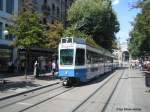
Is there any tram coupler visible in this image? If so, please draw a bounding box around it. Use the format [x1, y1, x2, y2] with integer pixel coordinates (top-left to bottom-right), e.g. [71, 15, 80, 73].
[61, 77, 72, 86]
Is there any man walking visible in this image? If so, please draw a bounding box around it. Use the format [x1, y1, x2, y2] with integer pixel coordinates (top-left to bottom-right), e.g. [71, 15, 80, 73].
[33, 60, 39, 78]
[52, 61, 56, 76]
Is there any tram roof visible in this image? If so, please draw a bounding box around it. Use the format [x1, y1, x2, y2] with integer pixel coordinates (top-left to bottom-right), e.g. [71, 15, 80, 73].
[60, 37, 114, 58]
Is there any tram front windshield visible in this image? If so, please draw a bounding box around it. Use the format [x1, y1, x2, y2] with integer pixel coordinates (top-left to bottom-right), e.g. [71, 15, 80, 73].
[60, 49, 74, 65]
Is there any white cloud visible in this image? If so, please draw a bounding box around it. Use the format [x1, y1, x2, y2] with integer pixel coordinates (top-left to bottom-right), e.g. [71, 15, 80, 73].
[112, 0, 120, 5]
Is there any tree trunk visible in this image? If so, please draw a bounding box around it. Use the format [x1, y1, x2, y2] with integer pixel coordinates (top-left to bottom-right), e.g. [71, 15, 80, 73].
[25, 47, 29, 79]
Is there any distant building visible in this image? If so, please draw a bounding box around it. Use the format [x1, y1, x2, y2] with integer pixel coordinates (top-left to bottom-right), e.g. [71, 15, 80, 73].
[113, 41, 129, 65]
[0, 0, 74, 72]
[120, 42, 129, 62]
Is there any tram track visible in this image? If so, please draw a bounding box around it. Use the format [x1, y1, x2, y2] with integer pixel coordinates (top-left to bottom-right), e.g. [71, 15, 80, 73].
[0, 83, 75, 112]
[0, 83, 62, 109]
[0, 69, 126, 112]
[18, 87, 75, 112]
[17, 71, 120, 112]
[71, 69, 125, 112]
[101, 69, 125, 112]
[0, 82, 60, 101]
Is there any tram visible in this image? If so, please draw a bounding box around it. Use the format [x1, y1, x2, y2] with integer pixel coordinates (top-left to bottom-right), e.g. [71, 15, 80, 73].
[58, 37, 115, 86]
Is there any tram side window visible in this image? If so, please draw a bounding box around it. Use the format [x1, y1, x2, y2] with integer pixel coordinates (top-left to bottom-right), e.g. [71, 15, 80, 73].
[87, 50, 91, 64]
[105, 56, 108, 63]
[99, 55, 104, 63]
[87, 50, 102, 64]
[75, 49, 85, 66]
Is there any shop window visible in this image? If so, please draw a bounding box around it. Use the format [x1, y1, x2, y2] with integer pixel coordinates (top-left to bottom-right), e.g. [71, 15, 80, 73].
[65, 0, 68, 8]
[0, 47, 13, 72]
[42, 0, 50, 16]
[57, 7, 60, 17]
[52, 4, 55, 15]
[0, 0, 3, 11]
[0, 22, 2, 39]
[6, 0, 14, 14]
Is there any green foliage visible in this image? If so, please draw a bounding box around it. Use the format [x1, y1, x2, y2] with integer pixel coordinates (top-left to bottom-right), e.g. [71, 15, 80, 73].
[128, 31, 141, 57]
[63, 26, 99, 47]
[129, 0, 150, 57]
[67, 0, 120, 50]
[8, 11, 46, 48]
[45, 21, 64, 49]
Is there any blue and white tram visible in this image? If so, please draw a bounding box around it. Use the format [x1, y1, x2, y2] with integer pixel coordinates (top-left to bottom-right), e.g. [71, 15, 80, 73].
[58, 37, 114, 86]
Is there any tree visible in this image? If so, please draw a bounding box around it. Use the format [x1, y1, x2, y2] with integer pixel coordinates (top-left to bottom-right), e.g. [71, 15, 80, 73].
[45, 21, 64, 49]
[44, 20, 98, 49]
[8, 9, 46, 78]
[9, 11, 46, 48]
[67, 0, 120, 50]
[129, 0, 150, 58]
[63, 26, 99, 48]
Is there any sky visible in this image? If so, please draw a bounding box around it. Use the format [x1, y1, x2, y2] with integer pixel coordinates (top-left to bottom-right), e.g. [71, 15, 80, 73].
[112, 0, 140, 43]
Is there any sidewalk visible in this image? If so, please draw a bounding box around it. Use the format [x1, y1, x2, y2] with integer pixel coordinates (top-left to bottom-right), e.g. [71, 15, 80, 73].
[0, 73, 60, 100]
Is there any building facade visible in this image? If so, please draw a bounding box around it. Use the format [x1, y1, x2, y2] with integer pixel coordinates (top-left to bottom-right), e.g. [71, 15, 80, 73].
[36, 0, 74, 26]
[0, 0, 19, 72]
[113, 41, 129, 66]
[120, 42, 129, 62]
[0, 0, 74, 72]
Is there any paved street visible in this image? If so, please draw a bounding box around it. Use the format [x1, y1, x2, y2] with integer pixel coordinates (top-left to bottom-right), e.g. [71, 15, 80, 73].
[0, 68, 150, 112]
[0, 70, 121, 112]
[0, 75, 60, 99]
[104, 68, 150, 112]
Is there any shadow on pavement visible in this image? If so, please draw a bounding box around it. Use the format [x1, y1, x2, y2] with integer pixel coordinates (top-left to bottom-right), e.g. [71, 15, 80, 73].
[76, 71, 115, 87]
[118, 67, 129, 70]
[74, 67, 128, 87]
[36, 75, 59, 81]
[0, 80, 41, 92]
[0, 72, 30, 78]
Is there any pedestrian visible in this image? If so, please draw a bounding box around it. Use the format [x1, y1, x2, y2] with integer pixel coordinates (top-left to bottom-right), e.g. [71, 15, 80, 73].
[139, 59, 144, 71]
[8, 61, 12, 73]
[33, 60, 38, 78]
[52, 61, 56, 76]
[47, 61, 52, 72]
